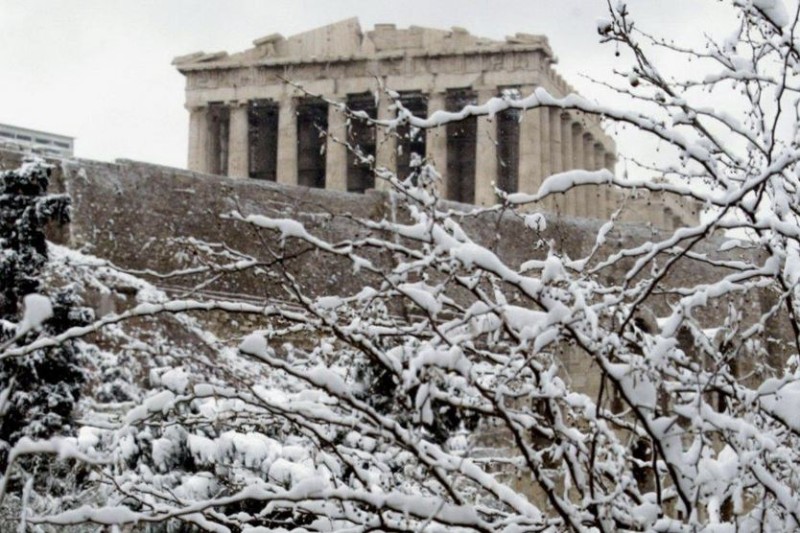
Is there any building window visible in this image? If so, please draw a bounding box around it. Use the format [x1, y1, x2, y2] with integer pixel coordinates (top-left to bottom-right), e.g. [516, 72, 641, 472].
[396, 92, 428, 182]
[496, 88, 521, 194]
[445, 89, 477, 203]
[346, 93, 377, 193]
[248, 99, 279, 181]
[296, 98, 328, 189]
[207, 103, 230, 175]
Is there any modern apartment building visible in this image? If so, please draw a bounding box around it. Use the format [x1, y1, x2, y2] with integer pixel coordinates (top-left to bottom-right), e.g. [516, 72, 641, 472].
[0, 123, 74, 158]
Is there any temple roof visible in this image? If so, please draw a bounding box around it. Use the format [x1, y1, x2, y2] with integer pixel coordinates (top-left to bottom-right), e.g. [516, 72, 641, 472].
[173, 17, 554, 71]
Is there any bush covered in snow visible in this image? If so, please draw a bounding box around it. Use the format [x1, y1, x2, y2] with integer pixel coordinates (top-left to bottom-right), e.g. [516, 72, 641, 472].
[0, 159, 85, 449]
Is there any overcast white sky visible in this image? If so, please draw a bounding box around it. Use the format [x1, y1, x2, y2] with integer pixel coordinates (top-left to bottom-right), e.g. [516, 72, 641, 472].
[0, 1, 740, 168]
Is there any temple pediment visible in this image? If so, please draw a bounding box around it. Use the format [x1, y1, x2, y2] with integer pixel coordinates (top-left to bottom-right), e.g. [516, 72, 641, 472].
[173, 18, 554, 71]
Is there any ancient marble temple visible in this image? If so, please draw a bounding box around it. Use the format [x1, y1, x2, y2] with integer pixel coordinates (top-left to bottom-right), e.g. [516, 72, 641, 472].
[174, 18, 696, 227]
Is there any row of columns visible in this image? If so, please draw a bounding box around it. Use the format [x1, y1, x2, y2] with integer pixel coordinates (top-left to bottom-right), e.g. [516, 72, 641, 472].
[516, 106, 618, 219]
[187, 94, 617, 219]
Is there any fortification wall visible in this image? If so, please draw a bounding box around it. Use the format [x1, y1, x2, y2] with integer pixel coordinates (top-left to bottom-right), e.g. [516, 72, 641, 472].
[0, 148, 786, 382]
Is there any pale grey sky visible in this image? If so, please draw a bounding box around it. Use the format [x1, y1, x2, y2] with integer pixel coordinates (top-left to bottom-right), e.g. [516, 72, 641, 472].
[0, 1, 736, 168]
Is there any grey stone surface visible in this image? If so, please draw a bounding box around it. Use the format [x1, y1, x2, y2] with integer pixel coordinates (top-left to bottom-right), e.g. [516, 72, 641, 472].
[0, 148, 751, 309]
[1, 145, 790, 424]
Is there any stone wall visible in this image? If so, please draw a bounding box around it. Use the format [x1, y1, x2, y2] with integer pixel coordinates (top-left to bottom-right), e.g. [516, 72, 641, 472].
[0, 147, 787, 395]
[0, 147, 752, 304]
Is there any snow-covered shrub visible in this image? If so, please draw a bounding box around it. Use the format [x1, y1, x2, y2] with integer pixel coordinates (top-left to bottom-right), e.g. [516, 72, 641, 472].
[0, 159, 85, 449]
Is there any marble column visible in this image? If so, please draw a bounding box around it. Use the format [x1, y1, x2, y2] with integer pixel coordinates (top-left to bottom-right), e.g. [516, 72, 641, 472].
[571, 124, 584, 170]
[583, 134, 596, 170]
[375, 95, 397, 191]
[549, 109, 563, 176]
[572, 124, 585, 217]
[518, 97, 543, 199]
[227, 102, 249, 178]
[474, 88, 498, 206]
[548, 107, 563, 213]
[540, 107, 552, 183]
[325, 101, 348, 191]
[203, 108, 218, 176]
[594, 143, 607, 218]
[594, 144, 605, 171]
[604, 151, 616, 172]
[603, 149, 622, 218]
[187, 105, 209, 173]
[583, 134, 597, 218]
[276, 98, 298, 186]
[560, 113, 576, 216]
[425, 91, 448, 199]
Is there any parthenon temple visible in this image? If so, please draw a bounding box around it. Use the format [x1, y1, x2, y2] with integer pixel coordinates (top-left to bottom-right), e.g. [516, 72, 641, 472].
[174, 18, 697, 228]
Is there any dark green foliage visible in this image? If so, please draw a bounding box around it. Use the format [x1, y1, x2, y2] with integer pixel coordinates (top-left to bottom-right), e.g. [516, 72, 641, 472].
[353, 355, 479, 445]
[0, 159, 85, 449]
[0, 160, 69, 319]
